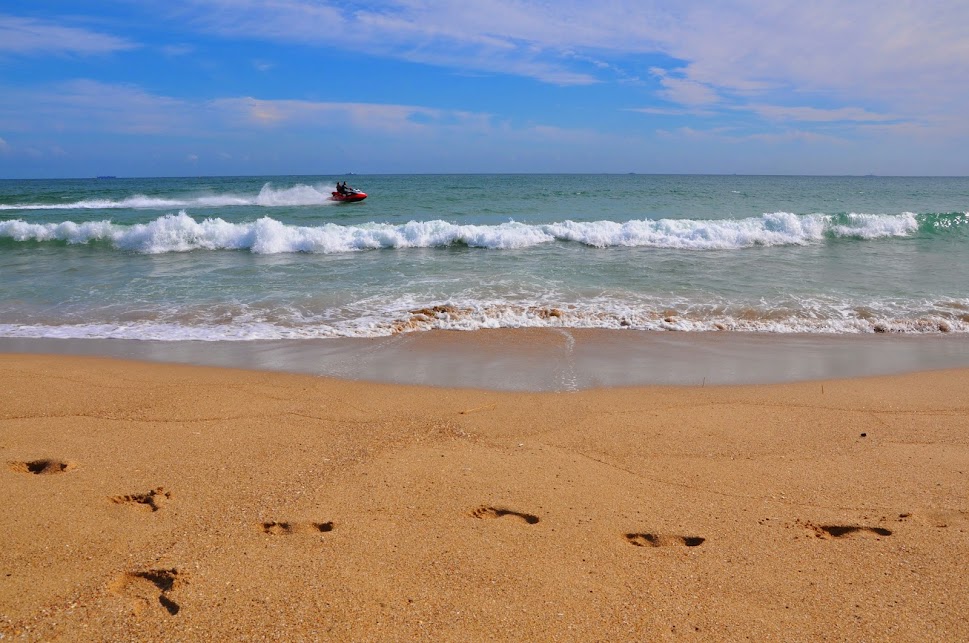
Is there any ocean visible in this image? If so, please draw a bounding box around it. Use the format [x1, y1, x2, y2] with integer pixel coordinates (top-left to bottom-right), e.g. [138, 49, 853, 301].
[2, 174, 967, 342]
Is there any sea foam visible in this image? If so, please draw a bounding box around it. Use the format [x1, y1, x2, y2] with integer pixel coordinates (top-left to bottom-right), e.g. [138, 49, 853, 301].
[0, 183, 334, 211]
[1, 296, 965, 341]
[0, 211, 928, 254]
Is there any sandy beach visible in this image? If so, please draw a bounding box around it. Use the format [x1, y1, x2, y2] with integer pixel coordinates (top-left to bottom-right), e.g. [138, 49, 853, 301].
[2, 350, 968, 640]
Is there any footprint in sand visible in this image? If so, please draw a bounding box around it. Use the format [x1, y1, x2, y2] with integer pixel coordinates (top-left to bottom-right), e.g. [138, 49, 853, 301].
[625, 533, 705, 548]
[110, 487, 172, 512]
[8, 459, 76, 475]
[805, 523, 893, 539]
[110, 568, 182, 616]
[259, 521, 334, 535]
[470, 506, 540, 525]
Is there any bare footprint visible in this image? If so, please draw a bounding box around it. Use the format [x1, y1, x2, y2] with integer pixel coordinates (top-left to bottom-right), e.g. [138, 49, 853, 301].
[110, 569, 182, 616]
[625, 533, 705, 548]
[803, 522, 892, 539]
[8, 459, 76, 475]
[110, 487, 172, 512]
[259, 521, 334, 535]
[470, 506, 540, 525]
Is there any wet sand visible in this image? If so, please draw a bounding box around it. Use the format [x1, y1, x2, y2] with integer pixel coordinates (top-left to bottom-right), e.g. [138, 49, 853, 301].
[1, 349, 967, 640]
[3, 329, 969, 390]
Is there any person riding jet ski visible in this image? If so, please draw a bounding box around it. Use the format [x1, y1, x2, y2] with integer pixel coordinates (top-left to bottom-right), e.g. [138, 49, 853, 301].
[331, 181, 367, 201]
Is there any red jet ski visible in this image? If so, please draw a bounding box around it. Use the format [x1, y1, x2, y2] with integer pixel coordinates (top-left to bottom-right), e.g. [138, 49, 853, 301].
[331, 185, 367, 202]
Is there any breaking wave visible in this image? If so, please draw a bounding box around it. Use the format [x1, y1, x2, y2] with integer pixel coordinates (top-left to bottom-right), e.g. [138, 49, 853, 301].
[1, 210, 959, 254]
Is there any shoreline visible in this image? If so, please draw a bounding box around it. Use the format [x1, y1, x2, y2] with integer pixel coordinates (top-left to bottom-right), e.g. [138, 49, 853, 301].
[3, 329, 969, 390]
[1, 353, 966, 639]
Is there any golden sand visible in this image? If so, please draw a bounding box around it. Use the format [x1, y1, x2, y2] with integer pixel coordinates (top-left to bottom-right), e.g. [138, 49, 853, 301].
[1, 353, 967, 640]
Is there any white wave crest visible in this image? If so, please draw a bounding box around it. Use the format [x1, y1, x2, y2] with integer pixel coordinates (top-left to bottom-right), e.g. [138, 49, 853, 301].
[0, 211, 921, 254]
[0, 183, 335, 210]
[828, 212, 920, 238]
[545, 211, 831, 249]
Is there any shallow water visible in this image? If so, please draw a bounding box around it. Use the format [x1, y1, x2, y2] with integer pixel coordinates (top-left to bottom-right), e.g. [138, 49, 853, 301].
[2, 174, 968, 340]
[5, 331, 969, 391]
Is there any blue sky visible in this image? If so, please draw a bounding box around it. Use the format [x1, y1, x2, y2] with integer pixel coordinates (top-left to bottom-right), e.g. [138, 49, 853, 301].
[1, 1, 968, 178]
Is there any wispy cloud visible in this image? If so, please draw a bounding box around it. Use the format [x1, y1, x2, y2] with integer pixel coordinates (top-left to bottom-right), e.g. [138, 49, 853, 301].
[749, 105, 899, 123]
[210, 97, 493, 133]
[627, 106, 715, 117]
[658, 1, 969, 123]
[158, 1, 969, 120]
[3, 2, 967, 174]
[657, 126, 733, 141]
[0, 81, 496, 138]
[745, 130, 844, 145]
[650, 68, 719, 106]
[157, 0, 618, 84]
[0, 14, 136, 56]
[0, 80, 191, 135]
[657, 125, 843, 146]
[856, 119, 964, 140]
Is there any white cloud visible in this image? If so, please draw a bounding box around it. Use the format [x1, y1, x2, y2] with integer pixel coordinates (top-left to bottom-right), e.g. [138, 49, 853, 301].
[0, 81, 498, 138]
[657, 1, 969, 124]
[59, 80, 188, 134]
[650, 68, 719, 106]
[856, 119, 967, 141]
[744, 130, 844, 145]
[0, 80, 192, 135]
[160, 1, 969, 120]
[160, 0, 618, 84]
[656, 125, 843, 146]
[657, 126, 732, 140]
[4, 2, 967, 170]
[668, 2, 969, 94]
[0, 14, 136, 56]
[0, 136, 10, 154]
[627, 106, 714, 117]
[748, 105, 898, 123]
[210, 96, 494, 134]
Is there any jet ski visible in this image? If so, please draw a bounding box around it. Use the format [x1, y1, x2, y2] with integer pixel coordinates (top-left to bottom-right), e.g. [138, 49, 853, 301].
[331, 185, 367, 202]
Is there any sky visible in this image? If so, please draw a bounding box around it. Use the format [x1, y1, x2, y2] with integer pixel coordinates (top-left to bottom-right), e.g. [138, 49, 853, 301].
[1, 1, 968, 178]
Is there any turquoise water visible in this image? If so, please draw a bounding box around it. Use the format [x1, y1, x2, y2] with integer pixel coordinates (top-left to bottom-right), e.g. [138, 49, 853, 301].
[1, 174, 968, 340]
